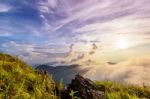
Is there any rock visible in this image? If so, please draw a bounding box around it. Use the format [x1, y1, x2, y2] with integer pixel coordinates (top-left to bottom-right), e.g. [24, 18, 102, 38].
[66, 74, 104, 99]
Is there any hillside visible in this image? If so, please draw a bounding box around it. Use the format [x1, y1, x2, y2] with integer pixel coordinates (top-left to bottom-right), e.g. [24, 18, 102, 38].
[0, 53, 58, 99]
[0, 53, 150, 99]
[95, 81, 150, 99]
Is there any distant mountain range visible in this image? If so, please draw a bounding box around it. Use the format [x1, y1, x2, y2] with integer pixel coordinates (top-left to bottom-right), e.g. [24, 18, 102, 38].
[36, 64, 91, 84]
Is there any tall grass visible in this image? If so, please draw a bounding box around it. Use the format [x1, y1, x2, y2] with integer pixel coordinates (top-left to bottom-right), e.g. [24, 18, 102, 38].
[95, 81, 150, 99]
[0, 53, 60, 99]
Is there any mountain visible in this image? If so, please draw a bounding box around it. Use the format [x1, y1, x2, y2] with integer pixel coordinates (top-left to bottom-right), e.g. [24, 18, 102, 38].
[36, 64, 91, 84]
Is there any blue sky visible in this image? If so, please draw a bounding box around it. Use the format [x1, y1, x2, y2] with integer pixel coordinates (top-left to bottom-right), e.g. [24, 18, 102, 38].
[0, 0, 150, 64]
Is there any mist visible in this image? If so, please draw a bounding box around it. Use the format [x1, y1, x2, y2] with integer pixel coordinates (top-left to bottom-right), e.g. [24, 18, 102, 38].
[82, 55, 150, 86]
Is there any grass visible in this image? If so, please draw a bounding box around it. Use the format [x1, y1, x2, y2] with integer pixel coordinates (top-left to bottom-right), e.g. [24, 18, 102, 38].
[95, 81, 150, 99]
[0, 52, 150, 99]
[0, 53, 59, 99]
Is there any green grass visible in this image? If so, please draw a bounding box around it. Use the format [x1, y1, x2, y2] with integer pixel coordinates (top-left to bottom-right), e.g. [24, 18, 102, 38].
[95, 81, 150, 99]
[0, 52, 150, 99]
[0, 53, 59, 99]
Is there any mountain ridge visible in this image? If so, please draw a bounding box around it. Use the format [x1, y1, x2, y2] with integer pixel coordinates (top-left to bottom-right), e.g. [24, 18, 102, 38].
[36, 64, 91, 84]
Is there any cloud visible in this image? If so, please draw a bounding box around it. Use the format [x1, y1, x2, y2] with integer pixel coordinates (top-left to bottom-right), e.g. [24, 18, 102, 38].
[0, 0, 149, 85]
[83, 55, 150, 86]
[0, 0, 150, 64]
[92, 43, 98, 50]
[35, 0, 150, 48]
[69, 44, 74, 53]
[0, 3, 12, 12]
[0, 33, 11, 37]
[89, 43, 98, 55]
[70, 53, 85, 63]
[0, 41, 69, 64]
[62, 43, 101, 65]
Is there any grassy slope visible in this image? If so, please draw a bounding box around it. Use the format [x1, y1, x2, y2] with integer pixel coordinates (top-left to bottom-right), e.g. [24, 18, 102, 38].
[95, 81, 150, 99]
[0, 53, 58, 99]
[0, 53, 150, 99]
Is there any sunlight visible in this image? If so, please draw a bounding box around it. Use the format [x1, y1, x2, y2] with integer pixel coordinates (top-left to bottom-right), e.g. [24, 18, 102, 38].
[116, 37, 129, 49]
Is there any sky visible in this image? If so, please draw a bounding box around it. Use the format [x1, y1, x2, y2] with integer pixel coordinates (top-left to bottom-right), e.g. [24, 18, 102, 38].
[0, 0, 150, 65]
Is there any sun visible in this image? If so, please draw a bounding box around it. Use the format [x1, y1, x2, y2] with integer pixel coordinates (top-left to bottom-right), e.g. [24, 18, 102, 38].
[115, 37, 129, 49]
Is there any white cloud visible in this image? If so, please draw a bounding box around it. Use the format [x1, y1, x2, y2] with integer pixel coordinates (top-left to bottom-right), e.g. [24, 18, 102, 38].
[0, 3, 12, 12]
[0, 33, 11, 37]
[1, 41, 69, 64]
[83, 55, 150, 86]
[39, 6, 49, 13]
[36, 0, 150, 48]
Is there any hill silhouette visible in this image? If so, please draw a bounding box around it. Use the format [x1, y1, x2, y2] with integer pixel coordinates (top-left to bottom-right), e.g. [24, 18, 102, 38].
[36, 64, 90, 84]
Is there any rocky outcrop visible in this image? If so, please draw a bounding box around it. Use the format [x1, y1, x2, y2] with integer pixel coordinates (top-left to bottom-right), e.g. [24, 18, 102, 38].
[61, 74, 104, 99]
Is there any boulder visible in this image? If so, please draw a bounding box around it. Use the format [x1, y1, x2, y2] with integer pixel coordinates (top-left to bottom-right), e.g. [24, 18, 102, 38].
[65, 74, 104, 99]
